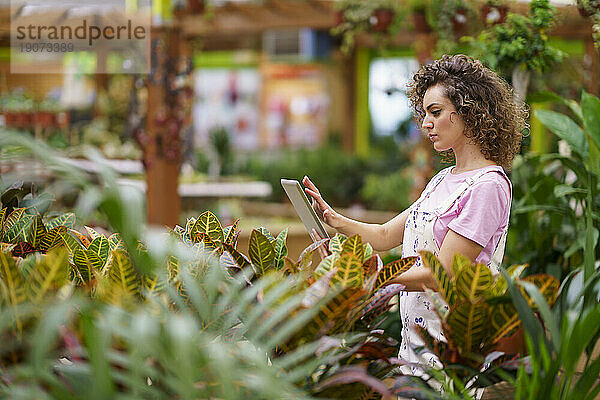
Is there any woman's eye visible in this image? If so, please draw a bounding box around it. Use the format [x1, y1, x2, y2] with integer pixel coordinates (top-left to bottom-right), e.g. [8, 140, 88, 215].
[431, 110, 441, 116]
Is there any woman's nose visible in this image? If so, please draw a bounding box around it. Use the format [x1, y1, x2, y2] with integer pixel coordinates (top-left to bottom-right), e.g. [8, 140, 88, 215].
[422, 118, 432, 130]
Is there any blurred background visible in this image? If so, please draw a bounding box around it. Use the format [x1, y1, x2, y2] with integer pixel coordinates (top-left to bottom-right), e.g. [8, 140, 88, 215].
[1, 0, 598, 267]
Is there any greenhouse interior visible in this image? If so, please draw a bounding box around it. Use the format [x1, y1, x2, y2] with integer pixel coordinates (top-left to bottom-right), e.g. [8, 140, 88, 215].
[0, 0, 599, 398]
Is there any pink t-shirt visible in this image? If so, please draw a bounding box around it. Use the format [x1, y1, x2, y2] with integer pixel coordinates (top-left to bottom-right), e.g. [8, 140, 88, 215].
[419, 165, 511, 264]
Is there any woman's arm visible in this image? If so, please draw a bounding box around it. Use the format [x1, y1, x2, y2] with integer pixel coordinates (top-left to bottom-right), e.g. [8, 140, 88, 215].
[391, 229, 484, 291]
[302, 176, 408, 252]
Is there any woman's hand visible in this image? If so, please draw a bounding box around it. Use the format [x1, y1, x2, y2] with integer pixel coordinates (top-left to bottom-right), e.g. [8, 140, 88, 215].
[302, 176, 344, 230]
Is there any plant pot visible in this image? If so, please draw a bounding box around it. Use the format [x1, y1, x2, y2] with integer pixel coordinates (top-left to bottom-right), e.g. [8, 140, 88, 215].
[15, 112, 32, 128]
[412, 10, 432, 33]
[334, 10, 345, 26]
[578, 2, 600, 17]
[34, 111, 55, 128]
[187, 0, 204, 14]
[494, 326, 526, 356]
[481, 4, 508, 25]
[370, 8, 395, 32]
[4, 112, 19, 127]
[452, 8, 469, 36]
[55, 111, 69, 127]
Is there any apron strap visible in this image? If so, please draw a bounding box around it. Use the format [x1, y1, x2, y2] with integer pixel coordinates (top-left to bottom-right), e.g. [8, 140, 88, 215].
[411, 167, 453, 210]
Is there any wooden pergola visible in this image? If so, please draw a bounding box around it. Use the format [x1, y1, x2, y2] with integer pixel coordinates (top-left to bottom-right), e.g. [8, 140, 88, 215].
[1, 1, 598, 227]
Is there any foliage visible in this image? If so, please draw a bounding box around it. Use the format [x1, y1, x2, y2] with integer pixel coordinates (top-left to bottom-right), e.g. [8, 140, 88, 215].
[464, 0, 563, 76]
[242, 143, 412, 210]
[331, 0, 407, 54]
[577, 0, 600, 48]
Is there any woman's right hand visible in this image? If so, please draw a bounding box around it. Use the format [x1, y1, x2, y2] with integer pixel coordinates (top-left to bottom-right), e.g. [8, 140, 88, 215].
[302, 176, 344, 230]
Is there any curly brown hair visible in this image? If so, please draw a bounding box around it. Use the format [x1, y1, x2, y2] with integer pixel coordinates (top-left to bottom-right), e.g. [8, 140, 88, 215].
[407, 54, 529, 171]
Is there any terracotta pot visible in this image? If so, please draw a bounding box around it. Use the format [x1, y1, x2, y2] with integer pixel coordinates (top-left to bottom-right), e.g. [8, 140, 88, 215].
[4, 112, 19, 127]
[371, 8, 395, 32]
[452, 8, 469, 36]
[187, 0, 204, 14]
[55, 111, 69, 127]
[413, 10, 432, 33]
[481, 4, 508, 25]
[334, 10, 345, 26]
[34, 111, 55, 128]
[15, 112, 32, 128]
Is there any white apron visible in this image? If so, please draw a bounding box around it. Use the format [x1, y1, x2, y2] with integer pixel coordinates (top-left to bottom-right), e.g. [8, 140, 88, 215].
[398, 166, 510, 374]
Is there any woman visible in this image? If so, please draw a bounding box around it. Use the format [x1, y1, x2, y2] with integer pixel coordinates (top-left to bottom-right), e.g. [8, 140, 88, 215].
[303, 54, 528, 369]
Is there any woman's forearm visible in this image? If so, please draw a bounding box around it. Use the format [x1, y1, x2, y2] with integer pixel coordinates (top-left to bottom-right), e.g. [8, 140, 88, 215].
[335, 215, 390, 252]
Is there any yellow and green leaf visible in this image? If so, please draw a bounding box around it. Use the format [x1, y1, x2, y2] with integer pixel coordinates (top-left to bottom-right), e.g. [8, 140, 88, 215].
[108, 233, 124, 251]
[446, 300, 490, 355]
[38, 226, 68, 252]
[58, 230, 83, 255]
[0, 251, 26, 306]
[331, 253, 363, 288]
[522, 274, 560, 307]
[27, 214, 47, 249]
[248, 229, 275, 275]
[363, 243, 373, 262]
[455, 262, 493, 302]
[489, 302, 520, 344]
[69, 229, 91, 248]
[420, 250, 455, 305]
[273, 228, 288, 270]
[328, 234, 345, 253]
[258, 227, 275, 243]
[373, 256, 417, 293]
[108, 250, 140, 297]
[88, 236, 110, 267]
[313, 253, 340, 281]
[341, 234, 363, 261]
[25, 248, 69, 303]
[451, 253, 472, 278]
[85, 226, 104, 240]
[46, 213, 76, 230]
[224, 218, 239, 245]
[190, 211, 224, 243]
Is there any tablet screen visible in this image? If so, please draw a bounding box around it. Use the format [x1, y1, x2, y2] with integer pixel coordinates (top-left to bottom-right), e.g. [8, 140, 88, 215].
[281, 179, 330, 239]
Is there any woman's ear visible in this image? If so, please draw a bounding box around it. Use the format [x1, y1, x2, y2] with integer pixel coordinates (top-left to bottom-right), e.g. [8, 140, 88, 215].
[449, 111, 457, 124]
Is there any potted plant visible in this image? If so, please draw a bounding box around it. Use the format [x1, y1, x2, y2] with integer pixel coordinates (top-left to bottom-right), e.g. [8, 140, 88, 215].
[480, 0, 509, 25]
[409, 0, 433, 33]
[3, 93, 34, 128]
[331, 0, 404, 54]
[577, 0, 600, 48]
[34, 98, 60, 128]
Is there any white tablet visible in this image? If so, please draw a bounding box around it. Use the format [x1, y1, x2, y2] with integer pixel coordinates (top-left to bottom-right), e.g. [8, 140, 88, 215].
[281, 179, 330, 239]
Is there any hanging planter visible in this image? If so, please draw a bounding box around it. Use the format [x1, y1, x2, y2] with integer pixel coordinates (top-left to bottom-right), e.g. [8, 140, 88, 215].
[370, 8, 395, 32]
[481, 4, 508, 25]
[452, 7, 469, 36]
[412, 9, 432, 33]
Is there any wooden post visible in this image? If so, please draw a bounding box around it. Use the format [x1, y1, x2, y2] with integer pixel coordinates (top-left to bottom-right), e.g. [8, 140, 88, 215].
[145, 27, 181, 227]
[585, 40, 599, 96]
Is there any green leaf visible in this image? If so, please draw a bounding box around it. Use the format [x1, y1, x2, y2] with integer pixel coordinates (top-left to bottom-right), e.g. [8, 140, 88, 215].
[490, 264, 528, 296]
[0, 251, 26, 306]
[328, 233, 346, 253]
[273, 228, 288, 270]
[373, 256, 417, 292]
[223, 218, 239, 246]
[553, 184, 587, 198]
[341, 234, 363, 261]
[27, 214, 47, 249]
[313, 253, 340, 281]
[331, 253, 363, 288]
[107, 233, 124, 251]
[0, 208, 6, 233]
[222, 243, 252, 270]
[535, 109, 588, 159]
[455, 262, 493, 302]
[248, 229, 275, 275]
[420, 251, 455, 305]
[58, 230, 83, 255]
[25, 247, 68, 303]
[529, 91, 583, 122]
[582, 91, 600, 150]
[363, 243, 373, 262]
[46, 212, 76, 230]
[451, 253, 472, 278]
[2, 208, 31, 243]
[489, 301, 519, 345]
[522, 274, 560, 307]
[258, 227, 276, 243]
[446, 300, 490, 356]
[72, 249, 102, 283]
[107, 250, 140, 297]
[88, 236, 110, 267]
[85, 226, 104, 240]
[38, 225, 68, 252]
[190, 211, 224, 243]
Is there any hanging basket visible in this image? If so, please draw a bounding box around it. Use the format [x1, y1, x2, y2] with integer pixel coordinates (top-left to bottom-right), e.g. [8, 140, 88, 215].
[452, 8, 469, 36]
[370, 8, 395, 32]
[412, 10, 432, 33]
[481, 5, 508, 25]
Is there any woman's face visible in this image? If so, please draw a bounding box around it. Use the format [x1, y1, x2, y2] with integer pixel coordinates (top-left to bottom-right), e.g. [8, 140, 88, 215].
[421, 84, 466, 152]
